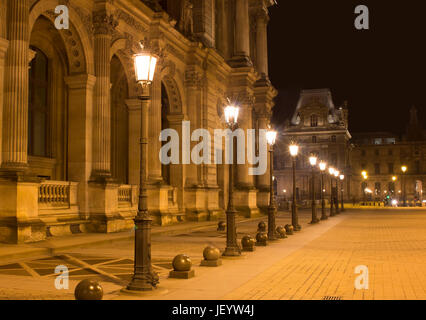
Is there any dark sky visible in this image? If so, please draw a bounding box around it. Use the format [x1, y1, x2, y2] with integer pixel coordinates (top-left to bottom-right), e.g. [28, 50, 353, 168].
[268, 0, 426, 135]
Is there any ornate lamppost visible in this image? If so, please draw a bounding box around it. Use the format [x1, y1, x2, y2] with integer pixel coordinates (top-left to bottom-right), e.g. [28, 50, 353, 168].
[319, 161, 328, 220]
[309, 155, 319, 224]
[328, 167, 335, 216]
[222, 105, 241, 256]
[401, 165, 407, 207]
[340, 174, 345, 212]
[334, 170, 340, 214]
[126, 44, 159, 292]
[266, 129, 278, 241]
[289, 143, 301, 231]
[362, 170, 368, 205]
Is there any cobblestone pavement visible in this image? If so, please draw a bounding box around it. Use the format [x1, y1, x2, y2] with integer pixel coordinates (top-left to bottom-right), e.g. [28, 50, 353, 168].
[1, 209, 426, 300]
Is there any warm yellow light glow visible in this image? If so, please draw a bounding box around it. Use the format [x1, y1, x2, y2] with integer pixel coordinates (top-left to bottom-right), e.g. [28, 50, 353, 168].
[319, 161, 327, 171]
[309, 155, 318, 166]
[289, 144, 299, 157]
[392, 176, 397, 181]
[340, 174, 345, 180]
[134, 53, 157, 84]
[401, 165, 407, 173]
[224, 105, 239, 125]
[266, 130, 278, 146]
[334, 170, 339, 177]
[329, 167, 335, 175]
[283, 189, 287, 193]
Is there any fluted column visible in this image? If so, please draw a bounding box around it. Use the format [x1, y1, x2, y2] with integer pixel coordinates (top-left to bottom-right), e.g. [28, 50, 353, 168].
[255, 8, 269, 79]
[230, 0, 251, 67]
[91, 9, 117, 179]
[0, 37, 9, 166]
[1, 0, 30, 171]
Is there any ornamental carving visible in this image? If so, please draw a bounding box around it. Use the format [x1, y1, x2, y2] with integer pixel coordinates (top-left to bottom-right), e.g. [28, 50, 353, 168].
[93, 11, 118, 35]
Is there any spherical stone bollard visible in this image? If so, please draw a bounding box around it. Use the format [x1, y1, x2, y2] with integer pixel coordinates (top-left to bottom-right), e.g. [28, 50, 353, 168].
[201, 246, 222, 267]
[241, 235, 256, 252]
[276, 226, 287, 239]
[256, 232, 268, 246]
[217, 221, 226, 231]
[74, 279, 103, 300]
[285, 224, 294, 235]
[170, 254, 195, 279]
[257, 221, 266, 232]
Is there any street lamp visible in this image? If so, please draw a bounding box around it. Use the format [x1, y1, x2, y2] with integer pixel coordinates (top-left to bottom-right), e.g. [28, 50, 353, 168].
[334, 170, 340, 214]
[223, 104, 241, 256]
[126, 45, 159, 292]
[362, 171, 368, 205]
[328, 167, 335, 216]
[401, 165, 407, 207]
[319, 161, 328, 220]
[266, 129, 278, 241]
[289, 143, 301, 231]
[340, 174, 345, 212]
[309, 155, 319, 224]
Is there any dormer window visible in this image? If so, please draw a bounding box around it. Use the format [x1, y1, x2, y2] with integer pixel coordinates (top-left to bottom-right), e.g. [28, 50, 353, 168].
[310, 114, 318, 127]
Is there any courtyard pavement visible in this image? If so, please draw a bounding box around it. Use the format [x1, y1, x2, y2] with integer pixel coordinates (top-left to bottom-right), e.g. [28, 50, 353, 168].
[0, 208, 426, 300]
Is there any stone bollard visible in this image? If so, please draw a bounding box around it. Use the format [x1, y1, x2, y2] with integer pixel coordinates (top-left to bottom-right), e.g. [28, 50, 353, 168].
[241, 235, 256, 252]
[257, 221, 266, 232]
[74, 279, 103, 300]
[217, 221, 226, 231]
[276, 226, 287, 239]
[169, 254, 195, 279]
[256, 232, 268, 246]
[285, 224, 294, 235]
[200, 246, 222, 267]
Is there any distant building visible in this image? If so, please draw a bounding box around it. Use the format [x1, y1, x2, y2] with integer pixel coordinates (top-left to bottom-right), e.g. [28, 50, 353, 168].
[274, 90, 425, 206]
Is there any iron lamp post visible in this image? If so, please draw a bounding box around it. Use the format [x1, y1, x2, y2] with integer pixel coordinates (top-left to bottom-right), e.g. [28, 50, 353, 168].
[289, 144, 301, 231]
[401, 165, 407, 207]
[319, 161, 328, 220]
[222, 105, 242, 256]
[126, 46, 159, 292]
[334, 170, 340, 214]
[340, 174, 345, 212]
[328, 167, 335, 216]
[266, 129, 278, 241]
[309, 155, 319, 224]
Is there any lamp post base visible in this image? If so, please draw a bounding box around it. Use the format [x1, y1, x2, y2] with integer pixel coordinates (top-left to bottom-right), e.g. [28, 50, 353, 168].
[222, 246, 242, 257]
[309, 219, 320, 224]
[267, 206, 278, 241]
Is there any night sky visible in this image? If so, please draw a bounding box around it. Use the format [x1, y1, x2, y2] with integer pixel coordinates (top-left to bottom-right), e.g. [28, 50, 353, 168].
[268, 0, 425, 135]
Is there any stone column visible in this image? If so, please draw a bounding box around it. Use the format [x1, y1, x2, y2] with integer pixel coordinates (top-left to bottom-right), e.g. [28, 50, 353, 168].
[91, 8, 117, 179]
[0, 37, 9, 166]
[255, 8, 269, 79]
[1, 0, 30, 172]
[148, 76, 162, 182]
[65, 74, 96, 218]
[193, 0, 215, 48]
[126, 99, 141, 186]
[215, 0, 229, 59]
[230, 0, 251, 67]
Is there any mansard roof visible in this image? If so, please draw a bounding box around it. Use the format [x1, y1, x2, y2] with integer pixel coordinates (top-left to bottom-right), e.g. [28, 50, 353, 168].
[290, 88, 338, 125]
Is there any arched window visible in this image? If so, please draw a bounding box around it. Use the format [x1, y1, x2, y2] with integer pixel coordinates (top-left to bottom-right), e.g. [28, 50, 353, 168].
[29, 47, 49, 157]
[310, 114, 318, 127]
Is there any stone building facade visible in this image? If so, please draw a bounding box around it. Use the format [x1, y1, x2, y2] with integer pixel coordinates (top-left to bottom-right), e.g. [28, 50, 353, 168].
[273, 89, 351, 205]
[274, 90, 425, 207]
[0, 0, 277, 243]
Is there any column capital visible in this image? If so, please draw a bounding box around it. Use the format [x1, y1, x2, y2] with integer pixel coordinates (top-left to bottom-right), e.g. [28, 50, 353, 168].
[93, 11, 118, 35]
[65, 74, 96, 90]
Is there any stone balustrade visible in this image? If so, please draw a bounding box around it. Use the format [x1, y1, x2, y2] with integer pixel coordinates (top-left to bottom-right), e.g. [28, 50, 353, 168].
[38, 181, 78, 209]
